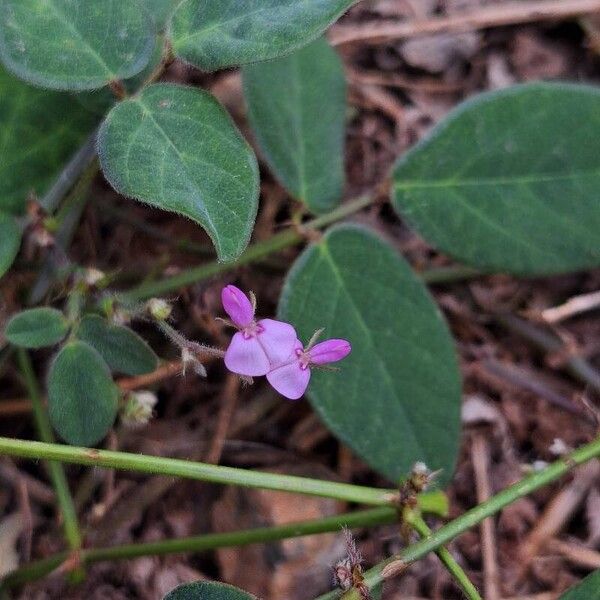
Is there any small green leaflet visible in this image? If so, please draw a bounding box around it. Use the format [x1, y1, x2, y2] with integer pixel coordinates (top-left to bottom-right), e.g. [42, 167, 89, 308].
[0, 0, 155, 91]
[243, 38, 346, 214]
[97, 83, 259, 261]
[279, 225, 462, 485]
[0, 212, 21, 279]
[77, 314, 158, 376]
[0, 67, 98, 214]
[163, 581, 258, 600]
[393, 83, 600, 275]
[48, 341, 119, 446]
[170, 0, 356, 71]
[5, 308, 69, 348]
[559, 569, 600, 599]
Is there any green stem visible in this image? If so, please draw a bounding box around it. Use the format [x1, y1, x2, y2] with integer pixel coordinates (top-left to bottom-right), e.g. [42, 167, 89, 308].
[1, 507, 398, 589]
[406, 511, 482, 600]
[120, 193, 482, 303]
[316, 434, 600, 599]
[40, 131, 97, 214]
[16, 351, 83, 554]
[29, 159, 99, 305]
[121, 195, 375, 302]
[0, 436, 445, 513]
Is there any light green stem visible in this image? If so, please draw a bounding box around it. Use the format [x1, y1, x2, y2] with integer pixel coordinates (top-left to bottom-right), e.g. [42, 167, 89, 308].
[0, 436, 445, 513]
[16, 351, 83, 554]
[120, 193, 479, 302]
[317, 434, 600, 599]
[122, 195, 371, 302]
[1, 507, 398, 589]
[406, 511, 482, 600]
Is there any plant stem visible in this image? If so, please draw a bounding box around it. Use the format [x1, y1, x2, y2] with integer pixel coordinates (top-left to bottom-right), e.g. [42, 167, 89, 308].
[0, 436, 446, 513]
[406, 511, 482, 600]
[1, 507, 398, 589]
[40, 131, 98, 214]
[16, 351, 83, 555]
[29, 159, 99, 304]
[121, 194, 480, 302]
[316, 434, 600, 599]
[121, 194, 374, 301]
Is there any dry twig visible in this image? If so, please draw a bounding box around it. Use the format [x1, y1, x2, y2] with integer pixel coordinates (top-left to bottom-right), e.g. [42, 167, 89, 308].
[471, 434, 501, 600]
[330, 0, 600, 46]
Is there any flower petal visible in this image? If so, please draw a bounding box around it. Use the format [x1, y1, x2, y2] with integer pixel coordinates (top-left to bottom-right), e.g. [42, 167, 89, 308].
[257, 318, 299, 367]
[309, 339, 352, 365]
[221, 285, 254, 328]
[224, 331, 270, 376]
[267, 360, 310, 400]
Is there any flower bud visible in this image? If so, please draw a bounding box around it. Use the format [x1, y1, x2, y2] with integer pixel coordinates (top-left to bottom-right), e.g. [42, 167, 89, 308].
[147, 298, 172, 321]
[84, 268, 106, 287]
[121, 391, 158, 428]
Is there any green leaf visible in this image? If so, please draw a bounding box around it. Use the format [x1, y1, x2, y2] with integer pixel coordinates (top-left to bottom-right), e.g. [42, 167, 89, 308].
[279, 225, 461, 485]
[77, 314, 158, 376]
[97, 83, 259, 261]
[5, 307, 69, 348]
[0, 212, 21, 278]
[392, 83, 600, 275]
[48, 341, 119, 446]
[170, 0, 355, 72]
[164, 581, 258, 600]
[0, 0, 155, 91]
[0, 67, 98, 214]
[559, 570, 600, 599]
[242, 38, 346, 214]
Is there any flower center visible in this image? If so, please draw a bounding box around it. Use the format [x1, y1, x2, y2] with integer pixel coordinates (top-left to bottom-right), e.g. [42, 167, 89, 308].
[241, 320, 264, 339]
[296, 348, 311, 370]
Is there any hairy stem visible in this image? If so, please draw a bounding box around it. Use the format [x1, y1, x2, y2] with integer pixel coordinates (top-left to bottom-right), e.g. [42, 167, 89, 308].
[16, 351, 83, 556]
[0, 437, 446, 513]
[316, 434, 600, 599]
[406, 511, 482, 600]
[1, 507, 398, 589]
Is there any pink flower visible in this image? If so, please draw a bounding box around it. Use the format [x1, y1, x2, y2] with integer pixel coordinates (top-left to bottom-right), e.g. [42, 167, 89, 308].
[222, 285, 297, 377]
[266, 337, 352, 400]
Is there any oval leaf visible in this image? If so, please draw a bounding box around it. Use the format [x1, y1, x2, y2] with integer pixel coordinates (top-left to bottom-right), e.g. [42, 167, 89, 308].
[164, 581, 257, 600]
[243, 38, 346, 214]
[279, 225, 461, 485]
[5, 308, 68, 348]
[170, 0, 355, 72]
[0, 0, 155, 91]
[98, 83, 259, 261]
[559, 570, 600, 599]
[0, 67, 98, 214]
[48, 341, 119, 446]
[393, 83, 600, 275]
[0, 212, 21, 278]
[77, 314, 158, 376]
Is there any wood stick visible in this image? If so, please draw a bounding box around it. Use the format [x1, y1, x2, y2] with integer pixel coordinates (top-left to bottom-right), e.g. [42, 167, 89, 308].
[330, 0, 600, 46]
[472, 434, 501, 600]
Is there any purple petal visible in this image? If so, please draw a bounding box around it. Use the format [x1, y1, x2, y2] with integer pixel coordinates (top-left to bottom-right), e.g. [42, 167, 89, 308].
[221, 285, 254, 328]
[308, 339, 352, 365]
[257, 318, 299, 368]
[224, 331, 270, 376]
[266, 359, 310, 400]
